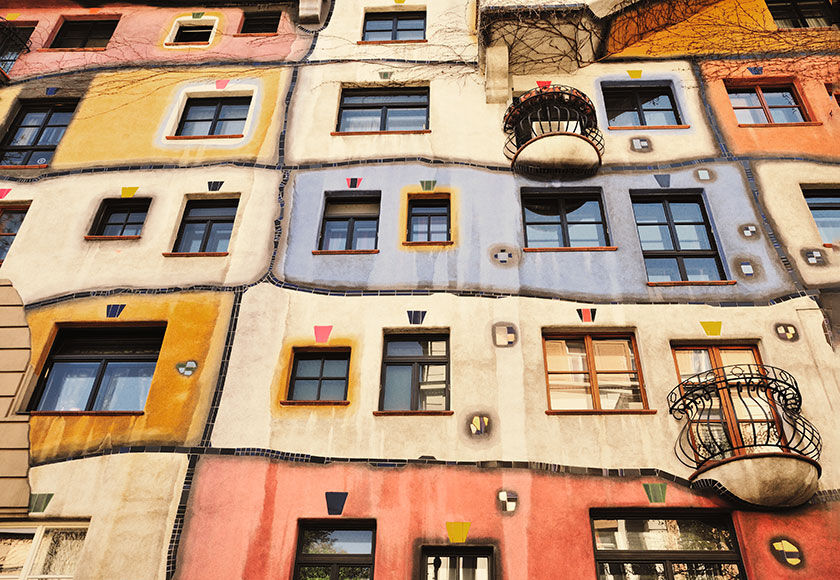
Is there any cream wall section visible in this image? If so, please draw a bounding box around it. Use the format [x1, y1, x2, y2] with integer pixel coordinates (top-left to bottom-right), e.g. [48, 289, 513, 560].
[29, 453, 188, 580]
[0, 167, 280, 304]
[212, 284, 840, 490]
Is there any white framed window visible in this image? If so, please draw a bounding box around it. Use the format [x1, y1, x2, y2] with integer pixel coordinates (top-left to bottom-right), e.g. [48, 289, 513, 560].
[0, 524, 87, 579]
[163, 15, 220, 48]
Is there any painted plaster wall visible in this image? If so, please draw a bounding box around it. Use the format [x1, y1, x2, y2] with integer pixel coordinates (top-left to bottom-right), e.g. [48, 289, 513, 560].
[280, 163, 794, 302]
[24, 292, 232, 464]
[29, 453, 188, 580]
[211, 284, 840, 490]
[0, 167, 279, 304]
[0, 4, 311, 79]
[176, 456, 840, 579]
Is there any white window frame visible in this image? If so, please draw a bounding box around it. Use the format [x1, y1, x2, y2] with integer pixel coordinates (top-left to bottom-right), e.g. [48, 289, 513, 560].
[0, 523, 88, 580]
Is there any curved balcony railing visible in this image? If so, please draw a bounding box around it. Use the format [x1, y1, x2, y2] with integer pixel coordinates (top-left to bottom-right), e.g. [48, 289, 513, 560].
[667, 364, 821, 470]
[502, 84, 604, 174]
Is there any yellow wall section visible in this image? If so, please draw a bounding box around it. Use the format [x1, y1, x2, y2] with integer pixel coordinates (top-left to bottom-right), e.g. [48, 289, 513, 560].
[27, 292, 233, 463]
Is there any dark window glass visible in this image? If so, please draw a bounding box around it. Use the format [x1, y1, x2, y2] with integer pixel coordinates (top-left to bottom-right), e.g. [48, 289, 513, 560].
[727, 85, 807, 124]
[380, 335, 448, 411]
[632, 195, 724, 282]
[0, 207, 26, 263]
[603, 85, 682, 127]
[319, 198, 380, 251]
[89, 198, 150, 237]
[173, 200, 238, 253]
[766, 0, 838, 27]
[0, 26, 34, 73]
[337, 89, 429, 132]
[294, 522, 375, 580]
[240, 13, 282, 34]
[0, 101, 77, 166]
[422, 547, 493, 580]
[522, 192, 608, 248]
[50, 19, 118, 49]
[172, 24, 214, 44]
[31, 327, 165, 412]
[804, 189, 840, 243]
[362, 12, 426, 41]
[408, 200, 449, 242]
[289, 351, 350, 401]
[176, 97, 251, 137]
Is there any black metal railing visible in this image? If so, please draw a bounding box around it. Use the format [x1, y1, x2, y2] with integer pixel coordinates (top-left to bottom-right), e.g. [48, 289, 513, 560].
[667, 364, 821, 470]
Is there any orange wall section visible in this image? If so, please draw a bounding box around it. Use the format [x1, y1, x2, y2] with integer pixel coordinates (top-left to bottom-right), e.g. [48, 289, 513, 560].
[26, 292, 233, 464]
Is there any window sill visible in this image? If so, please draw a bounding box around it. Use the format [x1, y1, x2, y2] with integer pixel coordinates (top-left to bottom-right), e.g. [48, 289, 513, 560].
[608, 124, 690, 131]
[84, 235, 141, 241]
[736, 122, 822, 128]
[524, 246, 617, 252]
[163, 42, 211, 47]
[162, 251, 229, 257]
[312, 249, 380, 255]
[29, 410, 144, 416]
[823, 243, 835, 249]
[233, 32, 279, 37]
[165, 134, 243, 140]
[647, 280, 736, 287]
[37, 47, 108, 52]
[546, 409, 657, 416]
[330, 130, 431, 136]
[0, 164, 48, 170]
[373, 410, 454, 416]
[402, 240, 454, 246]
[280, 400, 350, 406]
[357, 39, 428, 45]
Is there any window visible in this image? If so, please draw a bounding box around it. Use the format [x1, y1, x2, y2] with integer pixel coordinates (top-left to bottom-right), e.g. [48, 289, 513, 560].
[30, 326, 165, 412]
[632, 194, 724, 282]
[543, 335, 647, 411]
[0, 207, 26, 263]
[766, 0, 838, 28]
[318, 197, 380, 251]
[175, 97, 251, 137]
[0, 26, 34, 73]
[408, 199, 450, 243]
[172, 23, 214, 44]
[0, 524, 87, 579]
[50, 19, 118, 49]
[380, 334, 449, 411]
[522, 190, 609, 248]
[172, 200, 238, 254]
[89, 198, 150, 237]
[362, 11, 426, 41]
[293, 522, 375, 580]
[804, 189, 840, 243]
[337, 88, 429, 133]
[603, 85, 682, 127]
[726, 84, 807, 124]
[0, 101, 76, 167]
[591, 512, 745, 580]
[422, 547, 493, 580]
[288, 351, 350, 401]
[240, 12, 282, 34]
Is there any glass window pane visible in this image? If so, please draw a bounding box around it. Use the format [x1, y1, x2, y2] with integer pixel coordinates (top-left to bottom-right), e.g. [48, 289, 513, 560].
[352, 220, 378, 250]
[526, 224, 563, 247]
[10, 126, 39, 146]
[205, 222, 233, 252]
[593, 517, 737, 551]
[301, 529, 374, 555]
[92, 361, 155, 411]
[762, 89, 798, 107]
[597, 373, 643, 410]
[565, 200, 602, 222]
[604, 92, 640, 126]
[638, 225, 674, 250]
[176, 223, 207, 253]
[20, 111, 48, 126]
[384, 108, 427, 131]
[184, 105, 217, 121]
[670, 202, 703, 223]
[340, 566, 373, 580]
[548, 373, 593, 410]
[213, 119, 246, 136]
[545, 339, 587, 372]
[728, 90, 761, 107]
[46, 112, 74, 127]
[29, 150, 54, 166]
[185, 205, 237, 218]
[323, 358, 349, 378]
[298, 566, 330, 579]
[523, 199, 560, 222]
[0, 211, 25, 234]
[395, 29, 424, 40]
[179, 120, 213, 136]
[645, 258, 681, 282]
[339, 109, 381, 132]
[640, 91, 673, 109]
[320, 379, 347, 400]
[37, 126, 66, 146]
[734, 108, 768, 124]
[643, 109, 678, 126]
[397, 18, 425, 29]
[295, 358, 322, 377]
[633, 203, 666, 223]
[122, 224, 142, 236]
[365, 20, 393, 31]
[386, 338, 445, 357]
[675, 224, 711, 250]
[567, 224, 606, 247]
[102, 224, 123, 237]
[323, 220, 350, 250]
[592, 340, 635, 371]
[382, 364, 412, 410]
[684, 258, 721, 281]
[768, 107, 804, 123]
[428, 215, 448, 241]
[675, 349, 713, 381]
[418, 363, 446, 411]
[672, 562, 742, 580]
[597, 561, 667, 580]
[718, 349, 758, 367]
[38, 362, 100, 411]
[0, 531, 34, 574]
[30, 528, 86, 576]
[810, 208, 840, 242]
[425, 555, 490, 580]
[218, 103, 250, 119]
[291, 379, 318, 400]
[410, 216, 429, 242]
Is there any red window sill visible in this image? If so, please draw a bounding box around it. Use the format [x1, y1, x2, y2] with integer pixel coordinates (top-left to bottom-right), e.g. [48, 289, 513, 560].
[608, 124, 690, 131]
[233, 33, 279, 37]
[84, 235, 141, 241]
[823, 243, 835, 249]
[166, 134, 243, 140]
[164, 42, 211, 47]
[279, 400, 350, 406]
[736, 122, 822, 128]
[312, 249, 380, 255]
[357, 39, 428, 45]
[524, 246, 617, 252]
[0, 164, 48, 170]
[545, 409, 657, 416]
[402, 240, 454, 246]
[647, 280, 737, 286]
[162, 252, 229, 257]
[331, 130, 431, 136]
[29, 410, 144, 416]
[373, 410, 454, 416]
[38, 47, 108, 52]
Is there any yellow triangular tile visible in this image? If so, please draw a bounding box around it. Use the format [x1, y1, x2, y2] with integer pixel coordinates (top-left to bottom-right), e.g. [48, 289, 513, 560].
[700, 321, 722, 336]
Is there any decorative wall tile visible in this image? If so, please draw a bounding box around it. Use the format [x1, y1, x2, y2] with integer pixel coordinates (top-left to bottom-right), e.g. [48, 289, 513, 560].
[775, 323, 798, 342]
[630, 138, 651, 152]
[28, 493, 54, 513]
[643, 482, 667, 503]
[121, 186, 139, 198]
[700, 321, 722, 336]
[314, 325, 333, 343]
[105, 304, 126, 318]
[0, 189, 10, 199]
[325, 491, 348, 515]
[469, 415, 490, 435]
[536, 80, 551, 88]
[739, 262, 754, 276]
[770, 538, 803, 568]
[45, 87, 59, 96]
[176, 360, 198, 376]
[626, 70, 642, 79]
[407, 310, 426, 325]
[346, 177, 362, 189]
[696, 169, 713, 181]
[747, 66, 763, 75]
[215, 79, 229, 90]
[741, 224, 758, 238]
[805, 250, 825, 265]
[192, 12, 205, 19]
[489, 244, 518, 266]
[577, 308, 596, 323]
[378, 71, 393, 80]
[492, 322, 517, 347]
[446, 522, 470, 543]
[653, 174, 670, 188]
[207, 181, 224, 191]
[419, 180, 436, 191]
[497, 490, 518, 513]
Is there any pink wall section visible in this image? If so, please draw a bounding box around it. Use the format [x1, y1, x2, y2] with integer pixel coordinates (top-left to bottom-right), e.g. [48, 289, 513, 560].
[175, 456, 840, 579]
[1, 3, 311, 78]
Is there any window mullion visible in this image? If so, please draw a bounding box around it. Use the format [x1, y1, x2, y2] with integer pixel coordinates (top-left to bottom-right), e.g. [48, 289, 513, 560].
[411, 362, 419, 410]
[20, 525, 46, 579]
[585, 335, 602, 410]
[380, 105, 387, 131]
[754, 87, 773, 123]
[199, 218, 215, 252]
[559, 198, 571, 246]
[346, 217, 355, 250]
[634, 92, 646, 126]
[85, 360, 110, 411]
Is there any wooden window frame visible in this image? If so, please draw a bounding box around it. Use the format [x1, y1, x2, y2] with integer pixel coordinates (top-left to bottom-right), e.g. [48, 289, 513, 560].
[49, 18, 119, 49]
[0, 100, 77, 167]
[88, 198, 151, 238]
[287, 349, 351, 402]
[521, 188, 610, 249]
[362, 11, 426, 41]
[602, 84, 683, 128]
[407, 199, 450, 243]
[336, 88, 429, 133]
[726, 81, 812, 125]
[174, 97, 251, 138]
[379, 333, 450, 412]
[317, 194, 381, 251]
[172, 199, 238, 254]
[0, 205, 27, 264]
[293, 520, 376, 580]
[420, 546, 495, 580]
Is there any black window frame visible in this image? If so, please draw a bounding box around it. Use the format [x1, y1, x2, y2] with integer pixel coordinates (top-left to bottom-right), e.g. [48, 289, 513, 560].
[421, 546, 495, 580]
[288, 349, 351, 402]
[362, 11, 426, 41]
[0, 100, 77, 167]
[50, 18, 119, 49]
[336, 88, 430, 133]
[803, 188, 840, 243]
[293, 520, 376, 580]
[29, 325, 166, 413]
[89, 198, 151, 238]
[765, 0, 839, 28]
[602, 83, 683, 128]
[726, 83, 809, 125]
[239, 12, 282, 34]
[407, 198, 450, 243]
[175, 96, 252, 137]
[171, 23, 214, 44]
[632, 192, 725, 283]
[379, 333, 450, 411]
[521, 188, 610, 248]
[172, 199, 238, 254]
[0, 205, 27, 264]
[0, 24, 34, 73]
[317, 193, 381, 251]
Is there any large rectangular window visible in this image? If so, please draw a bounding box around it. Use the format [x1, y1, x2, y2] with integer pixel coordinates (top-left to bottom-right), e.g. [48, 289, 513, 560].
[293, 522, 375, 580]
[288, 351, 350, 401]
[50, 19, 118, 49]
[362, 12, 426, 41]
[632, 194, 724, 282]
[766, 0, 838, 28]
[318, 197, 380, 251]
[727, 84, 807, 125]
[0, 524, 87, 579]
[31, 326, 165, 412]
[804, 189, 840, 244]
[175, 97, 251, 137]
[172, 200, 238, 254]
[522, 190, 608, 248]
[89, 198, 150, 238]
[0, 207, 26, 263]
[407, 199, 450, 243]
[380, 334, 449, 411]
[0, 26, 34, 73]
[422, 546, 493, 580]
[337, 89, 429, 133]
[0, 101, 77, 167]
[603, 85, 682, 127]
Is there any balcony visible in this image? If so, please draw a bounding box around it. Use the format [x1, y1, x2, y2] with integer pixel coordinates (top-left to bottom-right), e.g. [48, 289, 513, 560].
[502, 84, 604, 175]
[668, 364, 821, 508]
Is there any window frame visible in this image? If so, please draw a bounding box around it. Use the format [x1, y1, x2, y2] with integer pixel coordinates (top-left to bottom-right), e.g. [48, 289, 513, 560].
[602, 83, 684, 128]
[335, 88, 430, 134]
[0, 205, 27, 264]
[0, 24, 35, 73]
[173, 96, 252, 138]
[361, 11, 426, 42]
[0, 100, 78, 167]
[287, 349, 351, 402]
[239, 12, 283, 35]
[725, 81, 811, 125]
[87, 198, 151, 239]
[172, 24, 213, 45]
[420, 545, 495, 580]
[379, 333, 450, 412]
[293, 520, 376, 580]
[49, 18, 119, 49]
[803, 188, 840, 244]
[521, 188, 610, 249]
[317, 193, 381, 252]
[406, 198, 451, 243]
[0, 522, 88, 580]
[765, 0, 839, 28]
[171, 199, 239, 255]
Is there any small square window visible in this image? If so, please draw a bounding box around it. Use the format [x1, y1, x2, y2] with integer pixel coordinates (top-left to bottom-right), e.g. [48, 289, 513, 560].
[0, 524, 88, 578]
[50, 19, 118, 49]
[765, 0, 838, 28]
[603, 84, 682, 127]
[521, 190, 609, 248]
[0, 206, 27, 264]
[89, 198, 150, 237]
[293, 521, 375, 580]
[0, 101, 77, 167]
[421, 546, 494, 580]
[0, 25, 34, 73]
[408, 199, 450, 243]
[175, 97, 251, 137]
[380, 334, 449, 411]
[804, 188, 840, 243]
[726, 84, 808, 125]
[289, 351, 350, 401]
[363, 11, 426, 41]
[173, 199, 238, 254]
[240, 13, 282, 34]
[337, 88, 429, 133]
[319, 196, 380, 251]
[172, 23, 214, 44]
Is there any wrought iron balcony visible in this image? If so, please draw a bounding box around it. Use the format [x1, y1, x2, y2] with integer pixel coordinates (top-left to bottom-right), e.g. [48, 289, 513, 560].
[668, 364, 821, 507]
[502, 84, 604, 175]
